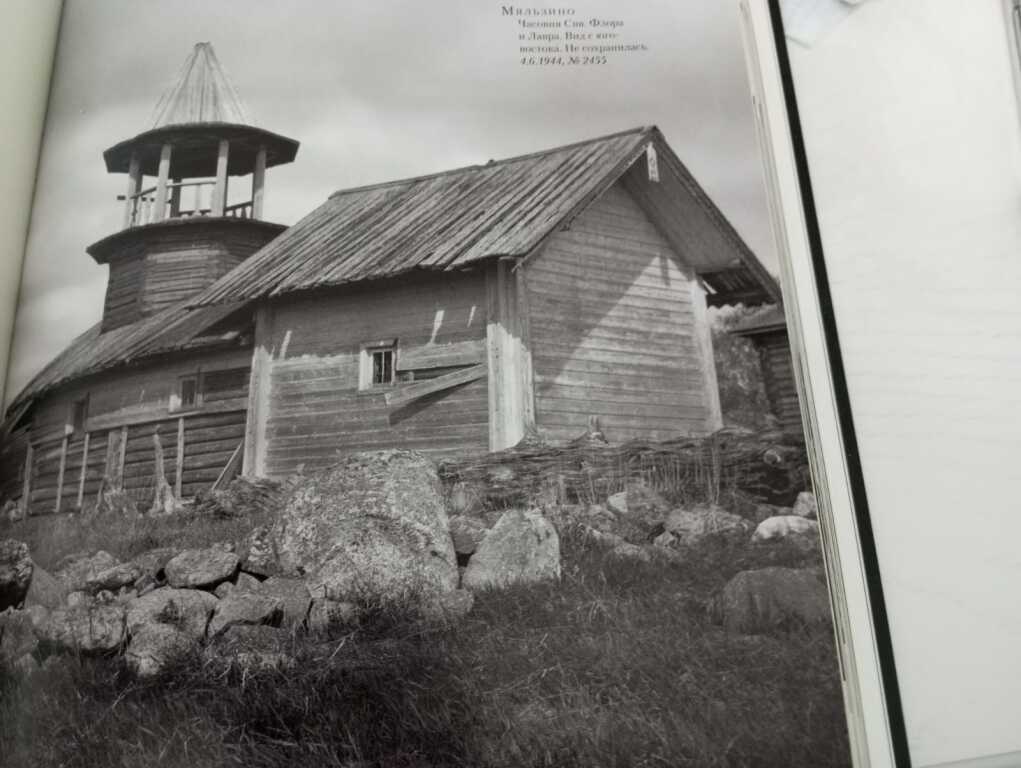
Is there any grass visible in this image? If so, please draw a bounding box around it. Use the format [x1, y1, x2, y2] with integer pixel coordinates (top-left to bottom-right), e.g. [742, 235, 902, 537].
[0, 517, 850, 768]
[0, 505, 273, 571]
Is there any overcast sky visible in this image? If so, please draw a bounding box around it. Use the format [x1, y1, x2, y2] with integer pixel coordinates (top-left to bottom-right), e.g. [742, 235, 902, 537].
[6, 0, 775, 403]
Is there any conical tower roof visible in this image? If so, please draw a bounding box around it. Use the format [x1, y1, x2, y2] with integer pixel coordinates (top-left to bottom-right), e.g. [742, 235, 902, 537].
[102, 42, 298, 177]
[150, 42, 250, 128]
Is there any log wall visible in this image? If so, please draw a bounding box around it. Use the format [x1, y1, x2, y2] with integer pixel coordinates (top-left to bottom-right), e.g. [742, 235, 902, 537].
[0, 428, 28, 505]
[753, 330, 803, 435]
[254, 272, 489, 477]
[17, 347, 251, 515]
[524, 181, 721, 443]
[102, 222, 277, 332]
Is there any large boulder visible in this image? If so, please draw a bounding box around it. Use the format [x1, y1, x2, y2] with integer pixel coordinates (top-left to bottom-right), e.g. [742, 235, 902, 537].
[663, 505, 752, 546]
[207, 591, 283, 638]
[751, 515, 820, 544]
[53, 550, 119, 592]
[710, 567, 831, 634]
[131, 548, 180, 581]
[214, 572, 261, 600]
[24, 563, 66, 609]
[164, 548, 239, 589]
[271, 450, 459, 608]
[256, 577, 311, 628]
[238, 525, 278, 577]
[462, 508, 560, 590]
[36, 604, 126, 653]
[125, 587, 218, 641]
[0, 540, 33, 610]
[86, 562, 143, 594]
[125, 623, 192, 677]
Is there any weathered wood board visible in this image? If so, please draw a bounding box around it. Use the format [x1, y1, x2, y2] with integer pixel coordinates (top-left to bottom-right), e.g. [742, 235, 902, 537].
[524, 181, 720, 443]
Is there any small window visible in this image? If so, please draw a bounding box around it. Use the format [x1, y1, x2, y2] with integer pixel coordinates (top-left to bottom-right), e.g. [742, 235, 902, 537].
[359, 341, 397, 389]
[372, 348, 394, 385]
[179, 376, 199, 409]
[69, 396, 89, 433]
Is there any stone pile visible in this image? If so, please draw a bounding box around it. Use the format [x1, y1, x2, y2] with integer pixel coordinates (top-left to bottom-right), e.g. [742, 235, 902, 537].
[0, 540, 340, 677]
[0, 449, 826, 676]
[0, 450, 569, 677]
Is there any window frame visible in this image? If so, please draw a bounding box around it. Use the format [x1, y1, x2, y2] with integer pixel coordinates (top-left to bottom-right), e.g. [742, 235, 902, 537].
[358, 339, 399, 391]
[68, 395, 89, 434]
[172, 374, 202, 412]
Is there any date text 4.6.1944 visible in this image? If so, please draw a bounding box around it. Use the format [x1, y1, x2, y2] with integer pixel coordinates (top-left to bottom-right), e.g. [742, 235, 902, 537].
[520, 56, 608, 65]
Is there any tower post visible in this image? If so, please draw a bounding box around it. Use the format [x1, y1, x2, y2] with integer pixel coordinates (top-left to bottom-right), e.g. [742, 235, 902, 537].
[212, 139, 230, 216]
[252, 145, 267, 219]
[123, 152, 141, 228]
[153, 143, 172, 222]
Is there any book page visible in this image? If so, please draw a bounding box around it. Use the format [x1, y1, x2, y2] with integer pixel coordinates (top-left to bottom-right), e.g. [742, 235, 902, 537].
[784, 1, 1021, 765]
[0, 0, 63, 405]
[1, 3, 857, 766]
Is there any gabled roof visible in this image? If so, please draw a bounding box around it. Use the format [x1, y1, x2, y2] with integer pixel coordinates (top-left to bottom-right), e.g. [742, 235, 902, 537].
[192, 126, 780, 307]
[150, 42, 250, 129]
[6, 301, 250, 416]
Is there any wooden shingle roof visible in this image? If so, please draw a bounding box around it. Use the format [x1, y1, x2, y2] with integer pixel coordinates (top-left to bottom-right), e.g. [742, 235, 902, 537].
[7, 301, 249, 415]
[192, 126, 780, 306]
[103, 43, 298, 177]
[150, 42, 250, 129]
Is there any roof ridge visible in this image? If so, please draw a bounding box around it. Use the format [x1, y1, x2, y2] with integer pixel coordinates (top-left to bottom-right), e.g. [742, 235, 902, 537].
[327, 125, 655, 200]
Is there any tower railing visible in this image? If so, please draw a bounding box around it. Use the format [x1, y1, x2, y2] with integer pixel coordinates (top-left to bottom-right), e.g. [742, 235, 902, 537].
[118, 179, 255, 227]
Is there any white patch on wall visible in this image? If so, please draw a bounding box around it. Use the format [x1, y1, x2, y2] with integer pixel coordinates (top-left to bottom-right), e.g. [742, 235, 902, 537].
[467, 304, 476, 328]
[429, 308, 445, 344]
[279, 329, 292, 359]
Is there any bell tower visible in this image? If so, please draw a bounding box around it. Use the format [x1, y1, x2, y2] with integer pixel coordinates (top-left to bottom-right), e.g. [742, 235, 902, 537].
[86, 42, 299, 331]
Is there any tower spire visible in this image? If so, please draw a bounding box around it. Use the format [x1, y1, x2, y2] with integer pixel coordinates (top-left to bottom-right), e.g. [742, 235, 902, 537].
[90, 42, 299, 332]
[150, 42, 250, 128]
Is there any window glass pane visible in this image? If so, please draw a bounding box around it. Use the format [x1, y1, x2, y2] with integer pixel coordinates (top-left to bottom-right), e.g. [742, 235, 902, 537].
[181, 378, 197, 407]
[71, 397, 88, 432]
[370, 348, 394, 385]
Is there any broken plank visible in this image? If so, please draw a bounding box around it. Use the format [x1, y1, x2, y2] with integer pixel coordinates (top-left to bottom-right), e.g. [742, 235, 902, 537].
[385, 363, 486, 410]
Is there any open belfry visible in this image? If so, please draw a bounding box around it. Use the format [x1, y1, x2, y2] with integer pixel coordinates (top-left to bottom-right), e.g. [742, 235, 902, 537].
[97, 42, 299, 329]
[0, 42, 780, 515]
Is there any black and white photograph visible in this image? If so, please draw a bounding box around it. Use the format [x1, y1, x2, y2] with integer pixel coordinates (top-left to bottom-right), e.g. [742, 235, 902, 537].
[0, 2, 852, 766]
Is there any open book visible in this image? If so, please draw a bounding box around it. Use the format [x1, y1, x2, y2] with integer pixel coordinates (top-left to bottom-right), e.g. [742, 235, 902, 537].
[0, 2, 885, 767]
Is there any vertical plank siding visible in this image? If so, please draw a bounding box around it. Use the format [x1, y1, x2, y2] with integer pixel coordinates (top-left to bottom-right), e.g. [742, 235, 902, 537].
[525, 181, 717, 443]
[16, 350, 250, 514]
[28, 438, 64, 511]
[259, 272, 489, 477]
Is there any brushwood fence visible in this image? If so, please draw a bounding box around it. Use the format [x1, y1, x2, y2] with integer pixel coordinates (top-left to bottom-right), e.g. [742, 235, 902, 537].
[437, 427, 808, 511]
